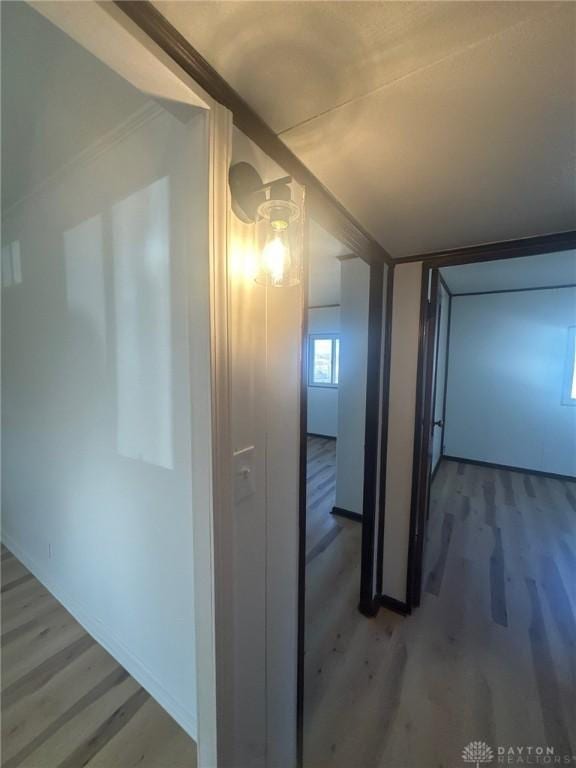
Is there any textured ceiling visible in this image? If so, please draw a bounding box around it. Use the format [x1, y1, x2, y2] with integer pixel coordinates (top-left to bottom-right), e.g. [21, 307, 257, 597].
[441, 250, 576, 294]
[156, 1, 555, 134]
[156, 1, 576, 257]
[1, 2, 147, 210]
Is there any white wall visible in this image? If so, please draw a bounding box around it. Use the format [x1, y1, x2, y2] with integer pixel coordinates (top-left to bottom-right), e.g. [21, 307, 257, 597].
[445, 288, 576, 477]
[431, 283, 450, 472]
[228, 128, 302, 768]
[1, 102, 209, 737]
[381, 261, 422, 603]
[308, 222, 342, 307]
[307, 306, 340, 437]
[335, 258, 370, 515]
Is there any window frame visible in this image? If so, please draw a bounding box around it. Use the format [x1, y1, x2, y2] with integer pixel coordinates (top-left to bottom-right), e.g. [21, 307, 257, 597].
[561, 326, 576, 406]
[308, 333, 340, 388]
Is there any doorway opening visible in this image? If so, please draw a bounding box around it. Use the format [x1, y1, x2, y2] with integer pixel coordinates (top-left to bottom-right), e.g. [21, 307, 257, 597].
[408, 244, 576, 610]
[298, 220, 388, 764]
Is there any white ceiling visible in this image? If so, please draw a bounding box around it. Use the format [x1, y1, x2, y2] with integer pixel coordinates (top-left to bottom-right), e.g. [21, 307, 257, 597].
[440, 250, 576, 294]
[156, 1, 576, 258]
[308, 220, 347, 307]
[1, 2, 148, 210]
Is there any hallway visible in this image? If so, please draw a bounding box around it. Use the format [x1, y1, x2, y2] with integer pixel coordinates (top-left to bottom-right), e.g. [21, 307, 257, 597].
[303, 460, 576, 767]
[1, 548, 197, 768]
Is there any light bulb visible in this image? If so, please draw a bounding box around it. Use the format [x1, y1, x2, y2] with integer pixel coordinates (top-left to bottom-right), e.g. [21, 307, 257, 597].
[255, 197, 301, 287]
[262, 231, 290, 285]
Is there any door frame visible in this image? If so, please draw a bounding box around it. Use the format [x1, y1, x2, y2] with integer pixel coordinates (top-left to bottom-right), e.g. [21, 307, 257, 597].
[430, 273, 452, 481]
[297, 254, 390, 764]
[437, 274, 453, 467]
[406, 266, 440, 609]
[359, 259, 385, 615]
[429, 280, 444, 480]
[405, 230, 576, 611]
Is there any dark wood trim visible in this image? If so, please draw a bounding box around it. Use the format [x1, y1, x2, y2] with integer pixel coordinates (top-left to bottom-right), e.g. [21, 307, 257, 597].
[376, 265, 395, 595]
[451, 283, 576, 298]
[358, 598, 380, 618]
[296, 208, 310, 768]
[443, 456, 576, 483]
[406, 266, 439, 610]
[438, 272, 452, 297]
[377, 594, 411, 616]
[114, 0, 392, 267]
[331, 507, 362, 523]
[431, 278, 451, 469]
[306, 432, 337, 440]
[429, 282, 444, 490]
[440, 293, 452, 457]
[359, 262, 385, 617]
[397, 230, 576, 267]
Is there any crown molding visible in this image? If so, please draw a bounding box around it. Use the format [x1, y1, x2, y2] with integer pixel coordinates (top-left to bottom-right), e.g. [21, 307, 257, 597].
[395, 230, 576, 267]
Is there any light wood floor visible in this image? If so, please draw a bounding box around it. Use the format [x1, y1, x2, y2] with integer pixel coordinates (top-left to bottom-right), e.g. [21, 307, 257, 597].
[304, 458, 576, 768]
[1, 549, 197, 768]
[305, 436, 340, 563]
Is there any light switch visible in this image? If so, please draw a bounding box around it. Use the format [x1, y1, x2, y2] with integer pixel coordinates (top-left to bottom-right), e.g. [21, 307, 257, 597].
[233, 446, 255, 504]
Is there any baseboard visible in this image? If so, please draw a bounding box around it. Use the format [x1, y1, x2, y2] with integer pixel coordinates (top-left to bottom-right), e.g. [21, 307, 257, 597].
[331, 506, 362, 523]
[307, 432, 337, 440]
[377, 593, 411, 616]
[1, 533, 197, 739]
[358, 597, 379, 618]
[442, 455, 576, 483]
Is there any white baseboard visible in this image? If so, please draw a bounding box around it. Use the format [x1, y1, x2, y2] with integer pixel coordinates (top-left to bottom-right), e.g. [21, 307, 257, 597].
[2, 533, 197, 740]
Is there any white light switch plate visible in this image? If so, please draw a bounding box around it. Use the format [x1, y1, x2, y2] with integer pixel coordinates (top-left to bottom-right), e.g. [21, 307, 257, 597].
[233, 446, 255, 504]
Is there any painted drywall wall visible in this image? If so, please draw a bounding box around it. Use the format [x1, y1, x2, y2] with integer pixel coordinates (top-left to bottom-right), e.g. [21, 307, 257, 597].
[431, 283, 450, 472]
[228, 128, 302, 768]
[444, 288, 576, 476]
[307, 306, 340, 437]
[1, 1, 149, 210]
[382, 261, 422, 603]
[335, 258, 370, 516]
[308, 223, 343, 307]
[1, 99, 208, 736]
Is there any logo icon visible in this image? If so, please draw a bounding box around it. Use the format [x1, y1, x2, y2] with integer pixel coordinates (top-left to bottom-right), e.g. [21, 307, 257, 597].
[462, 741, 494, 768]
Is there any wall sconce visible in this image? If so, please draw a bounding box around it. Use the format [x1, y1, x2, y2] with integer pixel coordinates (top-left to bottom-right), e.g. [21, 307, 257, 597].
[229, 162, 302, 288]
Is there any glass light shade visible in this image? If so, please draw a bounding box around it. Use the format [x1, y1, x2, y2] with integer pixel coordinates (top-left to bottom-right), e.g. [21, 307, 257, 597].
[254, 198, 302, 287]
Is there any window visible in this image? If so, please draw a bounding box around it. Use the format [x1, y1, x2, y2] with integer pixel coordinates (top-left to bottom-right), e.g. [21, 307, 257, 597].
[309, 335, 340, 387]
[562, 326, 576, 406]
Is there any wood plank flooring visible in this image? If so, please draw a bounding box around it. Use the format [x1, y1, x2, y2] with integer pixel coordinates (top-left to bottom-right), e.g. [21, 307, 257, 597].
[305, 436, 341, 563]
[303, 459, 576, 768]
[4, 455, 574, 767]
[1, 549, 197, 768]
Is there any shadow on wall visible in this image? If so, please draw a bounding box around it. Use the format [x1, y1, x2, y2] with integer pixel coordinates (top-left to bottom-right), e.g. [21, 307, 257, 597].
[63, 177, 175, 471]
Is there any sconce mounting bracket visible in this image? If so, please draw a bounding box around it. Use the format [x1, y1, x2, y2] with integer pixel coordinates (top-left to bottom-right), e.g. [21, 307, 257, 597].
[229, 162, 266, 224]
[229, 162, 293, 224]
